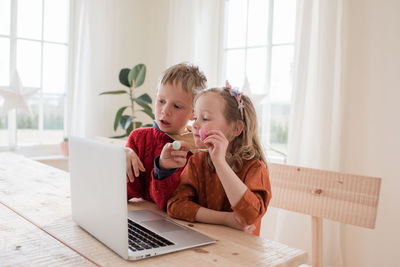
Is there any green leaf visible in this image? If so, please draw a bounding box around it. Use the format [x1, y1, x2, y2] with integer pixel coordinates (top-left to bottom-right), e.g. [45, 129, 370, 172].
[136, 101, 151, 110]
[119, 115, 134, 130]
[128, 64, 146, 88]
[134, 93, 152, 104]
[126, 123, 134, 136]
[137, 102, 155, 120]
[99, 90, 128, 96]
[114, 106, 128, 131]
[134, 121, 143, 129]
[142, 123, 153, 128]
[110, 134, 129, 138]
[138, 103, 154, 120]
[119, 68, 131, 87]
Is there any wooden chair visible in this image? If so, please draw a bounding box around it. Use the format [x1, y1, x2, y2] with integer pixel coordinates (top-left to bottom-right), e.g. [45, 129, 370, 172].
[268, 163, 381, 267]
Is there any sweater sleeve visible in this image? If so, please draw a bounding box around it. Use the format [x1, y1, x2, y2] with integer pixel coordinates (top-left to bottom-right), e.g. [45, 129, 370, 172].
[149, 167, 182, 211]
[149, 150, 193, 211]
[231, 161, 271, 225]
[167, 158, 202, 222]
[126, 130, 144, 200]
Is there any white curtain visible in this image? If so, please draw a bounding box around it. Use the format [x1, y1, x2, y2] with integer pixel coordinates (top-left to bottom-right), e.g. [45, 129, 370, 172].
[166, 0, 224, 86]
[68, 0, 222, 138]
[68, 0, 135, 138]
[272, 0, 344, 266]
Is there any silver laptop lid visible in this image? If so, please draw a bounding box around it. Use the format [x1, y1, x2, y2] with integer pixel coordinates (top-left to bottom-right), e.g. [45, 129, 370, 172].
[69, 136, 129, 259]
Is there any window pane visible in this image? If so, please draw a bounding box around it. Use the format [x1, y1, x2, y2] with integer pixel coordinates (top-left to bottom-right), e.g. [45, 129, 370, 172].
[17, 0, 43, 40]
[0, 0, 10, 35]
[0, 37, 10, 86]
[270, 45, 294, 103]
[44, 0, 69, 43]
[272, 0, 297, 44]
[0, 113, 7, 146]
[246, 47, 267, 94]
[43, 94, 64, 130]
[225, 49, 245, 88]
[226, 0, 247, 48]
[17, 96, 40, 144]
[270, 104, 289, 145]
[43, 94, 64, 144]
[0, 108, 7, 128]
[17, 40, 41, 87]
[43, 43, 67, 93]
[247, 0, 269, 46]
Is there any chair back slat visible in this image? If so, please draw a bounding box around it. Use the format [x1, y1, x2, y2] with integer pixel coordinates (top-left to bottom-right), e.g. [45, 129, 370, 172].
[268, 163, 381, 229]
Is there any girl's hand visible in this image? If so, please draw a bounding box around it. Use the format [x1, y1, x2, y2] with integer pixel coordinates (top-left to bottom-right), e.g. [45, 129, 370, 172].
[224, 212, 256, 234]
[202, 130, 229, 165]
[124, 147, 145, 183]
[159, 141, 190, 170]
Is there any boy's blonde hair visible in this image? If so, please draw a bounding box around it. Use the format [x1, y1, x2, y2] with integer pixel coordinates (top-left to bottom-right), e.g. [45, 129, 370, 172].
[159, 62, 207, 97]
[196, 87, 267, 172]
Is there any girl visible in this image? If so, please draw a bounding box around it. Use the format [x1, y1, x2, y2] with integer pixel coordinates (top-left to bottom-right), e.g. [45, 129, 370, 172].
[167, 83, 271, 236]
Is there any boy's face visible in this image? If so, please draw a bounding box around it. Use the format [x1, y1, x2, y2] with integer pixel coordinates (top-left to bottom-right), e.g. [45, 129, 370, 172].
[155, 81, 194, 135]
[192, 92, 235, 148]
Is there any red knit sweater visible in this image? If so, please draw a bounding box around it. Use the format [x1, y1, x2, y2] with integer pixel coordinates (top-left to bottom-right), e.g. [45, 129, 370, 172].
[125, 126, 192, 210]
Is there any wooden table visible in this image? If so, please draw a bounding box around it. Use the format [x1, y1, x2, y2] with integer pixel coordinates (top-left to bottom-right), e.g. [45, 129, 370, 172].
[0, 152, 307, 266]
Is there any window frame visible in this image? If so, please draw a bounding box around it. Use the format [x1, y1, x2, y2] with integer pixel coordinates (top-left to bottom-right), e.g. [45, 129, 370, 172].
[221, 0, 296, 162]
[0, 0, 70, 154]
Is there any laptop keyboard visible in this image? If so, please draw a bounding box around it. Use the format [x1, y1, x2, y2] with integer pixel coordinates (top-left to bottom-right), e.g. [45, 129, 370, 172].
[128, 219, 175, 252]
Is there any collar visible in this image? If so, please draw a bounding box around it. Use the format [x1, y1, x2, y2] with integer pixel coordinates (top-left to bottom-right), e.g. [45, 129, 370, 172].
[153, 121, 196, 154]
[153, 120, 163, 132]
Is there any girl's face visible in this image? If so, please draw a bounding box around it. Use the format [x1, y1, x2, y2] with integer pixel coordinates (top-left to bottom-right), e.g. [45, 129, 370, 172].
[192, 92, 235, 148]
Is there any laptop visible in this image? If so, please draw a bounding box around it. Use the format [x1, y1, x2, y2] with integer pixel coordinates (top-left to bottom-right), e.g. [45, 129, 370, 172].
[69, 136, 215, 260]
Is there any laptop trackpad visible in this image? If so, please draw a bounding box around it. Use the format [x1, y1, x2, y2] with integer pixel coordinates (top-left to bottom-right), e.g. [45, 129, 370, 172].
[142, 219, 185, 233]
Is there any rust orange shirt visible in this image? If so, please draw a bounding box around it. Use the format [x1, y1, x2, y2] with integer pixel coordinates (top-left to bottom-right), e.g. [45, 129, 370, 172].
[167, 151, 271, 236]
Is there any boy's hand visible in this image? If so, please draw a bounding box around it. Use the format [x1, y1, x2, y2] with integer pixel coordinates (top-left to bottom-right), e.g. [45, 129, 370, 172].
[159, 141, 190, 170]
[224, 212, 256, 234]
[124, 147, 145, 183]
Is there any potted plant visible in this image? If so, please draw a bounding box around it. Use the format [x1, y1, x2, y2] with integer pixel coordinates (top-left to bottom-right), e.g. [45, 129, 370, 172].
[100, 63, 154, 138]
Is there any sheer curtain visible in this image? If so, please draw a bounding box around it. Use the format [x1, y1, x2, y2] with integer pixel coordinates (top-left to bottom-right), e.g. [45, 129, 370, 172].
[68, 0, 221, 138]
[166, 0, 224, 86]
[273, 0, 344, 266]
[68, 0, 146, 138]
[68, 0, 118, 138]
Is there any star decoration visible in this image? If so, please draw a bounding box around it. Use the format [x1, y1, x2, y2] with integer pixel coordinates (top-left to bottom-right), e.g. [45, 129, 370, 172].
[241, 76, 268, 107]
[0, 71, 39, 116]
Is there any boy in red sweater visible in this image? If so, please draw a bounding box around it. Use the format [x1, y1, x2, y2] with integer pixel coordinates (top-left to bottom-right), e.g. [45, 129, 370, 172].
[124, 63, 207, 210]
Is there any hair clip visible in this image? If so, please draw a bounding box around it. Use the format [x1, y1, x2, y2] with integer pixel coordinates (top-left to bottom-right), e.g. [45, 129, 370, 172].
[225, 80, 244, 119]
[225, 80, 232, 90]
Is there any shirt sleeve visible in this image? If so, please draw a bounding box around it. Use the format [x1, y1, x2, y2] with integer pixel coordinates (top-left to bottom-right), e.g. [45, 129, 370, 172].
[231, 161, 272, 225]
[153, 156, 177, 180]
[167, 158, 202, 222]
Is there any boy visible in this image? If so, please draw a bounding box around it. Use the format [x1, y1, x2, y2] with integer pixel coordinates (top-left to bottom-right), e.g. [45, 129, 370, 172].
[124, 63, 207, 210]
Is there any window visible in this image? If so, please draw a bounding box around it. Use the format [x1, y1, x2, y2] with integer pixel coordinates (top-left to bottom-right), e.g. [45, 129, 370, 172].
[0, 0, 70, 149]
[222, 0, 297, 161]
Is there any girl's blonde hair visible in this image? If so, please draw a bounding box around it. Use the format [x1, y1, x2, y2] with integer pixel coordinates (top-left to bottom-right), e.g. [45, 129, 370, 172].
[195, 87, 267, 172]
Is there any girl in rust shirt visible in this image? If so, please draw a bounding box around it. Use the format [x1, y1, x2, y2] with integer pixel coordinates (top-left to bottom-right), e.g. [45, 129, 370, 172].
[167, 83, 271, 236]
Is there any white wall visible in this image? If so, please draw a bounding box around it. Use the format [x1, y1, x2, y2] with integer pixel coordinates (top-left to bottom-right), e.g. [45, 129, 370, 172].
[341, 0, 400, 266]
